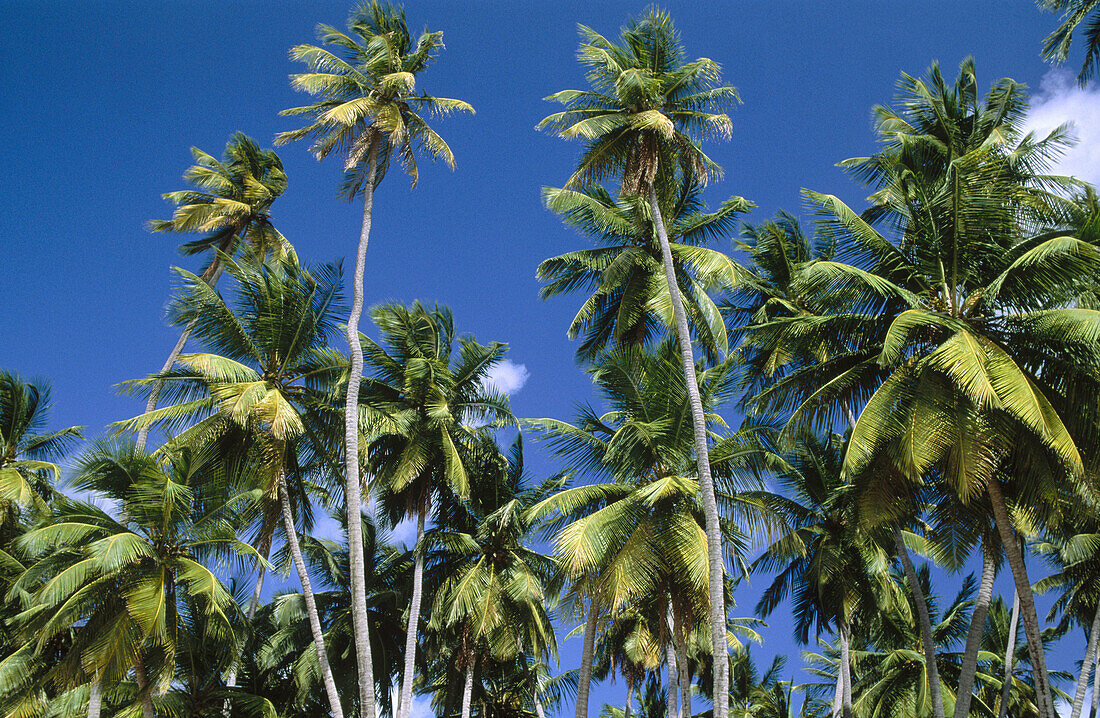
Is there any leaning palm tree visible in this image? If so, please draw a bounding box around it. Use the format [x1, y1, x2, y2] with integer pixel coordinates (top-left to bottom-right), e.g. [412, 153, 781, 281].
[277, 9, 472, 712]
[1039, 0, 1100, 85]
[117, 253, 350, 718]
[360, 301, 516, 718]
[139, 134, 290, 450]
[538, 11, 744, 715]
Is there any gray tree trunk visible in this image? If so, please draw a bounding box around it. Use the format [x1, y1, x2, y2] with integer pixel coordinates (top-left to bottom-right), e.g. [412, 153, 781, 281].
[133, 650, 155, 718]
[398, 494, 428, 718]
[839, 619, 852, 718]
[672, 607, 691, 718]
[954, 539, 995, 718]
[997, 589, 1020, 718]
[1070, 600, 1100, 718]
[343, 135, 380, 718]
[894, 529, 946, 718]
[831, 666, 842, 718]
[278, 468, 344, 718]
[224, 545, 269, 714]
[625, 680, 633, 718]
[667, 641, 679, 718]
[460, 656, 475, 718]
[135, 254, 227, 451]
[986, 478, 1055, 718]
[87, 675, 102, 718]
[1091, 648, 1099, 718]
[576, 593, 601, 718]
[647, 184, 728, 718]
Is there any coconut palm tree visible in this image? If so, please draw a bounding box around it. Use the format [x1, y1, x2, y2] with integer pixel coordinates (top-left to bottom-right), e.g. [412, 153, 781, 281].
[278, 10, 472, 711]
[0, 372, 82, 520]
[14, 439, 255, 718]
[359, 300, 515, 718]
[540, 177, 749, 364]
[117, 252, 350, 718]
[1039, 0, 1100, 84]
[140, 134, 290, 450]
[538, 11, 743, 714]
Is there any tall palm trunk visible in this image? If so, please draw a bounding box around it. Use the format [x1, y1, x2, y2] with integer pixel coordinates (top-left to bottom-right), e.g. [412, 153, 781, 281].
[133, 650, 155, 718]
[460, 655, 476, 718]
[344, 135, 380, 718]
[1091, 649, 1100, 718]
[625, 679, 633, 718]
[398, 492, 428, 718]
[997, 589, 1020, 718]
[831, 667, 842, 718]
[838, 618, 852, 718]
[576, 593, 601, 718]
[518, 637, 547, 718]
[87, 674, 102, 718]
[1070, 600, 1100, 718]
[894, 529, 946, 718]
[135, 244, 230, 451]
[954, 539, 995, 718]
[986, 478, 1055, 718]
[667, 641, 679, 718]
[224, 537, 271, 711]
[277, 467, 344, 718]
[647, 183, 728, 718]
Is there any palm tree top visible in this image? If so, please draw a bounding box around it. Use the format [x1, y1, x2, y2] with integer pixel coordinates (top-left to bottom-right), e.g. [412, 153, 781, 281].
[537, 6, 739, 193]
[277, 0, 474, 194]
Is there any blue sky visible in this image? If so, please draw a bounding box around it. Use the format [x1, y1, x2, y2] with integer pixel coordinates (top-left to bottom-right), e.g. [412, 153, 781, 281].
[4, 1, 1100, 715]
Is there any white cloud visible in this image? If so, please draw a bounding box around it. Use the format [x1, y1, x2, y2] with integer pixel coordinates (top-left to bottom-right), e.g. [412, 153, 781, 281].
[311, 512, 345, 543]
[1026, 69, 1100, 186]
[388, 517, 418, 549]
[483, 359, 530, 396]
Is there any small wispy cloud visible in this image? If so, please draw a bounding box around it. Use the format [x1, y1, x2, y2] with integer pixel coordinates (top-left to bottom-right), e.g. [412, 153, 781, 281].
[1026, 69, 1100, 186]
[483, 359, 530, 395]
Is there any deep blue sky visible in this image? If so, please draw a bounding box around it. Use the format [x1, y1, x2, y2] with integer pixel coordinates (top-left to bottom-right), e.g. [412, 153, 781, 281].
[1, 1, 1090, 715]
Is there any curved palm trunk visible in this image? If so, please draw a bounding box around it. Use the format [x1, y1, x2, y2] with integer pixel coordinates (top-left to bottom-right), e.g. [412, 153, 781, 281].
[460, 655, 476, 718]
[997, 589, 1020, 718]
[647, 184, 728, 718]
[986, 478, 1055, 718]
[576, 593, 601, 718]
[87, 675, 102, 718]
[954, 539, 995, 718]
[135, 250, 229, 451]
[625, 679, 633, 718]
[831, 667, 843, 718]
[839, 618, 852, 718]
[518, 636, 548, 718]
[398, 493, 428, 718]
[344, 136, 380, 718]
[1070, 600, 1100, 718]
[224, 538, 271, 714]
[894, 529, 946, 718]
[667, 641, 679, 718]
[1091, 649, 1100, 718]
[133, 650, 155, 718]
[278, 469, 344, 718]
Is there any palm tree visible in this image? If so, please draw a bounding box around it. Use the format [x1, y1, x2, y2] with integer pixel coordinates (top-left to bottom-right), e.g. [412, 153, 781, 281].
[118, 253, 350, 718]
[540, 178, 749, 364]
[0, 371, 82, 520]
[277, 10, 472, 712]
[538, 11, 743, 716]
[360, 301, 515, 718]
[15, 439, 255, 718]
[1039, 0, 1100, 84]
[740, 59, 1100, 718]
[139, 133, 290, 451]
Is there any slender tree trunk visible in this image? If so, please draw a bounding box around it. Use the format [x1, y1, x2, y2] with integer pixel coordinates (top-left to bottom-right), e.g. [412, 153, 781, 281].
[344, 135, 380, 718]
[671, 606, 691, 718]
[667, 641, 679, 718]
[224, 539, 271, 714]
[986, 478, 1055, 718]
[460, 656, 476, 718]
[894, 529, 946, 718]
[576, 593, 601, 718]
[87, 674, 102, 718]
[831, 666, 843, 718]
[133, 650, 155, 718]
[647, 184, 728, 718]
[1070, 600, 1100, 718]
[997, 589, 1020, 718]
[955, 538, 995, 718]
[278, 467, 344, 718]
[625, 679, 633, 718]
[839, 619, 852, 718]
[1091, 648, 1099, 718]
[135, 252, 228, 451]
[398, 492, 428, 718]
[518, 636, 547, 718]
